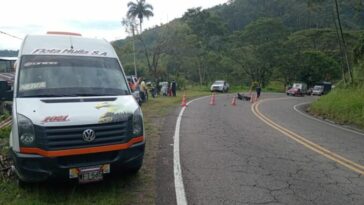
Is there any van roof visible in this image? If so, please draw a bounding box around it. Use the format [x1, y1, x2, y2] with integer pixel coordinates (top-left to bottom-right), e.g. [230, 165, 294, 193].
[21, 35, 117, 58]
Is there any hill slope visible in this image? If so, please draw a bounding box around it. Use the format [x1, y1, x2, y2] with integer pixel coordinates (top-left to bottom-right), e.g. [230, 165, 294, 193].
[113, 0, 364, 87]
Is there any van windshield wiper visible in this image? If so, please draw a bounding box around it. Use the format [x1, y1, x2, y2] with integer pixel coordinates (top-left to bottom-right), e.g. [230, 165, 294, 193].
[20, 94, 71, 98]
[71, 93, 127, 97]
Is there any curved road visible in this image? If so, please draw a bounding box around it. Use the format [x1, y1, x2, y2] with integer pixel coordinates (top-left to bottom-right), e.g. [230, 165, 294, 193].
[157, 93, 364, 205]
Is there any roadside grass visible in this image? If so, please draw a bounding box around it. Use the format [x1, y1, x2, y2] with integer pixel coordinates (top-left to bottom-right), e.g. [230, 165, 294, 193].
[229, 85, 249, 93]
[265, 81, 285, 93]
[310, 87, 364, 129]
[0, 89, 209, 205]
[0, 126, 11, 155]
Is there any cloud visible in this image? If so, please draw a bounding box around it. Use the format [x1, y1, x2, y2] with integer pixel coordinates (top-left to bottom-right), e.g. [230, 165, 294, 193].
[0, 0, 227, 50]
[67, 20, 121, 30]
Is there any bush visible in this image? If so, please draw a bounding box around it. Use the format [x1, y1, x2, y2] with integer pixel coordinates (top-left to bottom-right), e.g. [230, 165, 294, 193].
[310, 87, 364, 128]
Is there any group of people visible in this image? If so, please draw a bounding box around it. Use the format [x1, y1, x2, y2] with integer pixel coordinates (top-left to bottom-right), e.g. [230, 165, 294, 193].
[160, 80, 177, 97]
[128, 77, 177, 103]
[128, 77, 148, 102]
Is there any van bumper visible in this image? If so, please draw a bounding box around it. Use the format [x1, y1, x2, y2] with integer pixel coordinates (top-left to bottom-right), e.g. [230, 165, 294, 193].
[10, 143, 145, 183]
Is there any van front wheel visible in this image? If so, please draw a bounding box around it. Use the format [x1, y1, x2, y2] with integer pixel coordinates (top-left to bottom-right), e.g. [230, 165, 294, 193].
[124, 157, 143, 175]
[16, 178, 31, 188]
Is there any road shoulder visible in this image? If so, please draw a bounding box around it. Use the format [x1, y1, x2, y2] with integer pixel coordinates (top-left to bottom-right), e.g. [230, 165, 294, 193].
[156, 106, 180, 205]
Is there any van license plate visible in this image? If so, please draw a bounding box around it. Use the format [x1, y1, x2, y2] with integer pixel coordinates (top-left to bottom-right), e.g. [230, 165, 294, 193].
[69, 164, 110, 183]
[79, 169, 103, 183]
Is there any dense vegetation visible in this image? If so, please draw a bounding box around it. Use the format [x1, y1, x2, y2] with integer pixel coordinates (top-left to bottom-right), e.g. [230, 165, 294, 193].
[114, 0, 364, 89]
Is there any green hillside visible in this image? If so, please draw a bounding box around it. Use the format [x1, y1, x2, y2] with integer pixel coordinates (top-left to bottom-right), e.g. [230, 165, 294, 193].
[113, 0, 364, 89]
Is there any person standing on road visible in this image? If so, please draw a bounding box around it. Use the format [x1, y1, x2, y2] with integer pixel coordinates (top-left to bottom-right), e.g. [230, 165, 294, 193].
[171, 80, 177, 97]
[256, 85, 262, 98]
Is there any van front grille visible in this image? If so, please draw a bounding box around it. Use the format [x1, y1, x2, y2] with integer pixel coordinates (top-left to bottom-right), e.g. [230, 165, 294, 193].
[35, 120, 132, 151]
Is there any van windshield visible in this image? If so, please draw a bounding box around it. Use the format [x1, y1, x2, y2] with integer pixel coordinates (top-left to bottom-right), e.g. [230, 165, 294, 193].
[18, 55, 129, 97]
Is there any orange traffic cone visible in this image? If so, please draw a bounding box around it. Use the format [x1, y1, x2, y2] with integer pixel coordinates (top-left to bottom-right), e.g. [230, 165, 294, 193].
[181, 93, 187, 107]
[209, 92, 216, 105]
[231, 96, 237, 106]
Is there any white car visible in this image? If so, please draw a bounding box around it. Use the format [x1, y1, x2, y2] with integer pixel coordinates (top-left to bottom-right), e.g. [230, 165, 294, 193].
[312, 85, 324, 96]
[210, 80, 229, 93]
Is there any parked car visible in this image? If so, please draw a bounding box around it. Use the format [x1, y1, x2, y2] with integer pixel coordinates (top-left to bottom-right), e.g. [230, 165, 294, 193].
[210, 80, 229, 93]
[316, 82, 332, 95]
[287, 83, 307, 96]
[312, 85, 324, 96]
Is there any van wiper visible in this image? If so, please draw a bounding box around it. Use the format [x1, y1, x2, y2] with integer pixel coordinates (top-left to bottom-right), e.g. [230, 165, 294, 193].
[72, 90, 129, 96]
[72, 93, 121, 97]
[21, 94, 70, 98]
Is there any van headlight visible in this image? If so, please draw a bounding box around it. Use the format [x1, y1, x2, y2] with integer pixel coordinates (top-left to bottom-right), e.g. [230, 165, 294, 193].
[17, 114, 35, 146]
[132, 108, 143, 137]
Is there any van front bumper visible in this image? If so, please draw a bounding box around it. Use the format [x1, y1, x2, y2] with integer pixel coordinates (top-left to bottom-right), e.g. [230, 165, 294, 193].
[10, 142, 145, 183]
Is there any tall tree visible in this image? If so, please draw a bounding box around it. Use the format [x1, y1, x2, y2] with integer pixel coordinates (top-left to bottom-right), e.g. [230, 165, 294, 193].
[121, 18, 138, 77]
[227, 18, 287, 86]
[333, 0, 353, 83]
[127, 0, 154, 33]
[306, 0, 354, 84]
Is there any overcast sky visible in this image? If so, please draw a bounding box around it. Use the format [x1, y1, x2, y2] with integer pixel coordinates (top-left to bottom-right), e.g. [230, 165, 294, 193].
[0, 0, 227, 50]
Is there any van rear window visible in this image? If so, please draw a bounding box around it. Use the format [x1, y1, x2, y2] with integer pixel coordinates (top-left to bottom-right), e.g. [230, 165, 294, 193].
[18, 55, 129, 97]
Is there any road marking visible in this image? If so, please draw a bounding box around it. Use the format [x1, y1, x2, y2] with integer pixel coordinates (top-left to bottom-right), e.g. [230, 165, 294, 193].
[294, 102, 364, 136]
[174, 96, 209, 205]
[252, 99, 364, 175]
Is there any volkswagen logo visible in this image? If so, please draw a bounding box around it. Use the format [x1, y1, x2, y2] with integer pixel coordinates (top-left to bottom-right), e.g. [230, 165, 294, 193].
[82, 129, 96, 142]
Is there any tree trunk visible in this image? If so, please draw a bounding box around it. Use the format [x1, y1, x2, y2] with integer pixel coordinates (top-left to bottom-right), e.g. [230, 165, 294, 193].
[334, 0, 353, 84]
[332, 6, 347, 85]
[132, 25, 137, 78]
[139, 17, 143, 33]
[198, 58, 203, 86]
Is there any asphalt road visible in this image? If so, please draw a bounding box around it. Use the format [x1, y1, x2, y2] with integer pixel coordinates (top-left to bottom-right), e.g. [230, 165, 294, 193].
[157, 93, 364, 205]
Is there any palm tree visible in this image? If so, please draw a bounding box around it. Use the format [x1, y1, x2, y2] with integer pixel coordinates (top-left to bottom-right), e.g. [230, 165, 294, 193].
[127, 0, 154, 33]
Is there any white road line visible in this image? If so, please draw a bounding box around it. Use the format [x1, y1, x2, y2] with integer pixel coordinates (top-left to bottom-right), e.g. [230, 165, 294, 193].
[174, 96, 209, 205]
[293, 102, 364, 137]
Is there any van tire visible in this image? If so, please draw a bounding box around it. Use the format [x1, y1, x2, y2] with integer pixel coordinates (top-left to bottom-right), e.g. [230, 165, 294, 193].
[16, 178, 30, 188]
[126, 164, 142, 175]
[124, 157, 143, 175]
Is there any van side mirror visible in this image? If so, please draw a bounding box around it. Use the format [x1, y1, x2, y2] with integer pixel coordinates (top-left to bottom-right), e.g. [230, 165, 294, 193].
[0, 81, 13, 101]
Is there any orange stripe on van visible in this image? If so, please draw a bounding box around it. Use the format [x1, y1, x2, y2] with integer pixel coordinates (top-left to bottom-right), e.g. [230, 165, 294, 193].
[20, 136, 144, 157]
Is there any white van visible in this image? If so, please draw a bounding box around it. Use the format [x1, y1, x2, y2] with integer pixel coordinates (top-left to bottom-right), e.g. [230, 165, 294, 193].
[2, 32, 145, 183]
